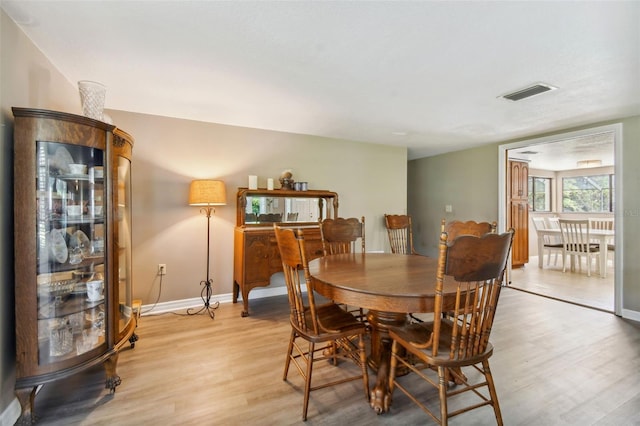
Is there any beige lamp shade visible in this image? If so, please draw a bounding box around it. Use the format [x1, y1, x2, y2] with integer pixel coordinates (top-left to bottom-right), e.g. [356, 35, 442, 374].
[189, 180, 227, 206]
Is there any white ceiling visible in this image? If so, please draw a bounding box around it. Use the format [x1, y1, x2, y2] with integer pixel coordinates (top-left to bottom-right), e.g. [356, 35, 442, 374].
[508, 130, 616, 171]
[3, 1, 639, 161]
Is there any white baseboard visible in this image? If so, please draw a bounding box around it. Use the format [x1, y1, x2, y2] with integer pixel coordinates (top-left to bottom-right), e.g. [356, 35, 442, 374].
[622, 308, 640, 322]
[0, 397, 21, 426]
[140, 286, 289, 316]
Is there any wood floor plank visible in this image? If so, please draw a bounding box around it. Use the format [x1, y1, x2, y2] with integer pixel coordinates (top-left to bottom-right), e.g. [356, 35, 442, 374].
[25, 288, 640, 425]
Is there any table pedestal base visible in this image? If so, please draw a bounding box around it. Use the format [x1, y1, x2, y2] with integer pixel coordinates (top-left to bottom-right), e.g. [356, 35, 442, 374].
[366, 310, 409, 414]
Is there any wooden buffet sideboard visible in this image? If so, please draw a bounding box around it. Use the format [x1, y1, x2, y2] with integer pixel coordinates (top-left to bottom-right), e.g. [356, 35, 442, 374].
[232, 188, 338, 316]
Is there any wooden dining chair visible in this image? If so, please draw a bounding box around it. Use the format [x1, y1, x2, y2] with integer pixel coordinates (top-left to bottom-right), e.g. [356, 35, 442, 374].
[558, 219, 601, 277]
[320, 217, 366, 321]
[319, 217, 365, 255]
[257, 213, 282, 222]
[441, 218, 497, 240]
[384, 214, 416, 254]
[531, 216, 563, 266]
[388, 228, 514, 425]
[273, 225, 369, 421]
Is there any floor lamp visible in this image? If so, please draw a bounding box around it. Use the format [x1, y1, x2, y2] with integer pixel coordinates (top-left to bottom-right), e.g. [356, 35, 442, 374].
[187, 179, 226, 319]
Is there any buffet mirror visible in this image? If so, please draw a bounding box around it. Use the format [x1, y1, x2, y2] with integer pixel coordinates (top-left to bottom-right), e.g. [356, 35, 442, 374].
[235, 188, 339, 226]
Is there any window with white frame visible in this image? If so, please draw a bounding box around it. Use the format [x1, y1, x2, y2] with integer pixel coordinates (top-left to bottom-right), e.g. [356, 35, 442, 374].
[562, 174, 614, 212]
[528, 176, 552, 212]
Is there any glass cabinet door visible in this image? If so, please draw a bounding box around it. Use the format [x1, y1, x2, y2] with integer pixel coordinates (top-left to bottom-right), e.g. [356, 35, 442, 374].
[115, 155, 133, 339]
[35, 141, 106, 365]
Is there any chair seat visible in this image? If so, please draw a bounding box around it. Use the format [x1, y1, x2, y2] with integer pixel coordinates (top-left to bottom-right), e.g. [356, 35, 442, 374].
[543, 243, 564, 248]
[390, 320, 494, 367]
[300, 303, 367, 340]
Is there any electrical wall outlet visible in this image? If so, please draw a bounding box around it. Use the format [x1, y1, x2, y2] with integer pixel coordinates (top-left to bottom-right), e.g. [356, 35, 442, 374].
[158, 264, 167, 275]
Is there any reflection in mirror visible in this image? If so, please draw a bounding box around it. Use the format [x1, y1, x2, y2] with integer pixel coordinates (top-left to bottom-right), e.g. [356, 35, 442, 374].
[244, 196, 325, 224]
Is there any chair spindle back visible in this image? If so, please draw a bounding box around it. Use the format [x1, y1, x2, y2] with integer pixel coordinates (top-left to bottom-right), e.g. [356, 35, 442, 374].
[384, 214, 416, 254]
[320, 217, 365, 255]
[274, 226, 319, 334]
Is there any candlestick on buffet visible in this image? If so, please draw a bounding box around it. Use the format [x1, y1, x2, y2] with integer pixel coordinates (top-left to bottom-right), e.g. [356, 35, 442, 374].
[248, 175, 258, 190]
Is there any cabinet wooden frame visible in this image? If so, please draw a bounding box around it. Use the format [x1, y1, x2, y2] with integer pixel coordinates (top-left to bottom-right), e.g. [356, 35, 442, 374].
[233, 188, 338, 317]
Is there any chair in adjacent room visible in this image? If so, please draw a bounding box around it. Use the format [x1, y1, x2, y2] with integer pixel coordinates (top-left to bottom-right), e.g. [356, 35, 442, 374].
[531, 216, 563, 266]
[384, 214, 416, 254]
[320, 217, 366, 321]
[558, 219, 601, 277]
[388, 228, 514, 425]
[547, 216, 560, 229]
[273, 225, 370, 421]
[589, 217, 615, 266]
[588, 217, 614, 231]
[319, 217, 365, 255]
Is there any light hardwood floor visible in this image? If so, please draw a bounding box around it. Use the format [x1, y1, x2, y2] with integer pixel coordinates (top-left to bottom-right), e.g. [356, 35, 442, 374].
[510, 255, 614, 312]
[26, 287, 639, 426]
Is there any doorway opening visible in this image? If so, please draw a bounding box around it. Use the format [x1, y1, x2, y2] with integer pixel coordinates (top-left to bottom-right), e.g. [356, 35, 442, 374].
[498, 123, 623, 315]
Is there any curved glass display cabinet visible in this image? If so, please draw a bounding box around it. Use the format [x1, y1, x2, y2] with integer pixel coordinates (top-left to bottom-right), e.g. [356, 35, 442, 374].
[12, 108, 136, 423]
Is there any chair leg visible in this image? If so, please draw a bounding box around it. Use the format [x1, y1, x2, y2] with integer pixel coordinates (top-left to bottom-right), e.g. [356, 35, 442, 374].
[283, 329, 296, 380]
[482, 360, 504, 426]
[358, 335, 370, 401]
[389, 340, 399, 394]
[437, 366, 449, 426]
[302, 341, 315, 421]
[586, 254, 591, 277]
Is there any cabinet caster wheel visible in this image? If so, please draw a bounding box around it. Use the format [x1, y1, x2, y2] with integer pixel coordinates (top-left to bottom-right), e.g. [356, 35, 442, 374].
[129, 333, 139, 348]
[105, 375, 121, 393]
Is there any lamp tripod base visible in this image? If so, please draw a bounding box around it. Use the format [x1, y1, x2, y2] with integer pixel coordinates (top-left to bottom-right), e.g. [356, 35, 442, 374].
[187, 278, 219, 319]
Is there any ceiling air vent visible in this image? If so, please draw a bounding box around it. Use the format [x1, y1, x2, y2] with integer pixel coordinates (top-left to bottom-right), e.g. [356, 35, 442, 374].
[501, 83, 557, 101]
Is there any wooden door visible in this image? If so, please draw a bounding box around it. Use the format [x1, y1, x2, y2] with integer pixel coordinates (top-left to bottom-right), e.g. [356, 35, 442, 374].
[508, 160, 529, 267]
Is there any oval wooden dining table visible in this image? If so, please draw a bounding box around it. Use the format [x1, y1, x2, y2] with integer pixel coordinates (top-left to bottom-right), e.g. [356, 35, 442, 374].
[308, 252, 460, 414]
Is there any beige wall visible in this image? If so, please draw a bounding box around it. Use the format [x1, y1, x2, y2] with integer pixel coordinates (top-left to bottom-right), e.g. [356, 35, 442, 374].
[106, 110, 407, 303]
[408, 144, 498, 256]
[408, 115, 640, 317]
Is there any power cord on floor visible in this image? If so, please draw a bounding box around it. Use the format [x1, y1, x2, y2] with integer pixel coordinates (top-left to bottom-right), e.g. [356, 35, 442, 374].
[139, 272, 204, 317]
[140, 272, 164, 315]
